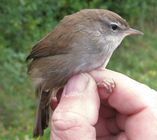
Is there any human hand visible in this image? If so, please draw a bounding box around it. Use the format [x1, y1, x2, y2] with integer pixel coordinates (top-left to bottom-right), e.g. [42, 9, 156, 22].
[50, 69, 157, 140]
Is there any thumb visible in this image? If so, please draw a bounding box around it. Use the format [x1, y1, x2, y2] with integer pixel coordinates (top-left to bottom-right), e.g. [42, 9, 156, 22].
[53, 73, 100, 125]
[51, 73, 100, 140]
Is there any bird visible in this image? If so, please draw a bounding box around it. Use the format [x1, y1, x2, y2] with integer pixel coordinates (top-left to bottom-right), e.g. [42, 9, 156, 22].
[26, 9, 143, 137]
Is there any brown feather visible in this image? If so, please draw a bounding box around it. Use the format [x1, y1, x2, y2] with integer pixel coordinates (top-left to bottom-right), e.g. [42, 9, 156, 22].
[26, 9, 128, 61]
[33, 90, 51, 137]
[26, 9, 131, 137]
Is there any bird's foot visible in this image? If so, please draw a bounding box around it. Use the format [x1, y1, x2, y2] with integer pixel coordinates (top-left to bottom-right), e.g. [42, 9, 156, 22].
[97, 78, 116, 93]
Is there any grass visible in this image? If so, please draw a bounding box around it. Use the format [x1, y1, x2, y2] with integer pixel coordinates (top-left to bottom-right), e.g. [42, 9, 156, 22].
[109, 30, 157, 89]
[0, 29, 157, 140]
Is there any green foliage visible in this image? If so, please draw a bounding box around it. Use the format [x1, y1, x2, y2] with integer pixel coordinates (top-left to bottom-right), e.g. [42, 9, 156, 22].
[1, 0, 157, 51]
[108, 32, 157, 89]
[0, 0, 157, 139]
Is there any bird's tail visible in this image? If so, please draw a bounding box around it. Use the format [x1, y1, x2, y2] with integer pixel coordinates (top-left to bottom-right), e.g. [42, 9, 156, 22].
[33, 90, 51, 137]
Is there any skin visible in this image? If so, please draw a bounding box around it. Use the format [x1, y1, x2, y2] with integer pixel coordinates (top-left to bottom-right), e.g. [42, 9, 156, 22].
[50, 69, 157, 140]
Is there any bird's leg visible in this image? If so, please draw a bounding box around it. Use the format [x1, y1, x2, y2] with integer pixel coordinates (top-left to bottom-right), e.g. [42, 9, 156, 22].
[97, 78, 116, 93]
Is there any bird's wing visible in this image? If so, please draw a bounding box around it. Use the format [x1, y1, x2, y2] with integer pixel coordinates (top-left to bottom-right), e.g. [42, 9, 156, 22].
[26, 14, 82, 61]
[26, 28, 75, 60]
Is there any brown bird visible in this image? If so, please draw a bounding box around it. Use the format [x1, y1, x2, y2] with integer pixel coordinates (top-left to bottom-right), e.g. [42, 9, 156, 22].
[26, 9, 143, 137]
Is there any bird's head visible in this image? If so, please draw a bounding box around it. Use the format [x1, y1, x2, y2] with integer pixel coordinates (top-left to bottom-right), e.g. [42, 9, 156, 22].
[73, 9, 143, 50]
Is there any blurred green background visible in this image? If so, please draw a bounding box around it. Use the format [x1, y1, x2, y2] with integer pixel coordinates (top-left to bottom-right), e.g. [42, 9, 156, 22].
[0, 0, 157, 139]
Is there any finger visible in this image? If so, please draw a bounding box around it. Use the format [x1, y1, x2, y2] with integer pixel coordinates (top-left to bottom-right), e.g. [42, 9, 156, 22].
[95, 115, 109, 138]
[51, 97, 58, 110]
[95, 105, 118, 138]
[116, 113, 127, 130]
[51, 73, 100, 140]
[95, 116, 120, 137]
[90, 69, 157, 115]
[100, 132, 128, 140]
[57, 73, 100, 124]
[50, 88, 63, 111]
[105, 117, 120, 134]
[56, 88, 63, 102]
[99, 104, 116, 118]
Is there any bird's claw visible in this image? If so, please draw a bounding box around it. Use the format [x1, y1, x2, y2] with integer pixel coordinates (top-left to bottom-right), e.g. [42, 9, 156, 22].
[97, 78, 116, 93]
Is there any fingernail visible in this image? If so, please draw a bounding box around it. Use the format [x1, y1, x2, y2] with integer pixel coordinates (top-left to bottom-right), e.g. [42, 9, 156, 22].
[63, 74, 89, 96]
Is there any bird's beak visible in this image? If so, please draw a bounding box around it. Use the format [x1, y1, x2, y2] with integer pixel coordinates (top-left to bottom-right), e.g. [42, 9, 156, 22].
[125, 28, 144, 36]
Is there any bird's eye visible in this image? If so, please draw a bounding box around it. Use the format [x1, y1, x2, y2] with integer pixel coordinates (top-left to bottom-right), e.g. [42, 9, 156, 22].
[111, 23, 118, 31]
